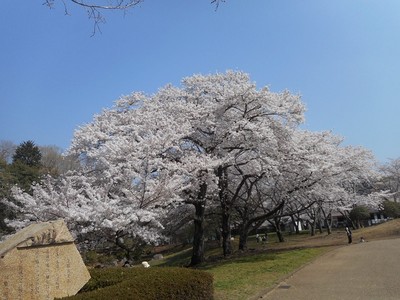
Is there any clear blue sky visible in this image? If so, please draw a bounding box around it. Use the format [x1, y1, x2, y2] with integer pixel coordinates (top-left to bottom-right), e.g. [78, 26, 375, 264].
[1, 0, 399, 162]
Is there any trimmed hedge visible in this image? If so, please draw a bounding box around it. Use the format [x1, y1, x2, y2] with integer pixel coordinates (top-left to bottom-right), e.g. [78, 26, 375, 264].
[60, 267, 214, 300]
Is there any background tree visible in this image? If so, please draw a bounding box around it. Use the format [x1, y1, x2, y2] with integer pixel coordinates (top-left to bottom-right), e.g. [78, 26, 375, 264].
[0, 140, 16, 163]
[9, 141, 42, 193]
[0, 157, 16, 236]
[0, 158, 12, 198]
[40, 145, 81, 177]
[349, 205, 371, 229]
[12, 141, 42, 167]
[0, 142, 79, 211]
[379, 158, 400, 202]
[1, 141, 41, 235]
[382, 200, 400, 218]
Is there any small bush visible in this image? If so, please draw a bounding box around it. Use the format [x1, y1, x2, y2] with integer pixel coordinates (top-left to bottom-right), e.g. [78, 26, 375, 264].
[382, 200, 400, 218]
[350, 205, 370, 228]
[61, 267, 214, 300]
[83, 250, 119, 267]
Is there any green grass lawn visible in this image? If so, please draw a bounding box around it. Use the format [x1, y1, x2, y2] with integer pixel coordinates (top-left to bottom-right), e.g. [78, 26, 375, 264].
[83, 220, 400, 299]
[202, 247, 330, 300]
[149, 220, 400, 299]
[150, 233, 334, 299]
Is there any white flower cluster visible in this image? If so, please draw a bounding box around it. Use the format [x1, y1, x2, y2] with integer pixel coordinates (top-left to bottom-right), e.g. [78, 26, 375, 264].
[3, 71, 382, 251]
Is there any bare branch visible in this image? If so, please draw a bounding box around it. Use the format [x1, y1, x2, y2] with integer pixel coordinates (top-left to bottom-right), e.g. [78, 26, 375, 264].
[43, 0, 143, 35]
[69, 0, 143, 10]
[211, 0, 225, 10]
[43, 1, 225, 35]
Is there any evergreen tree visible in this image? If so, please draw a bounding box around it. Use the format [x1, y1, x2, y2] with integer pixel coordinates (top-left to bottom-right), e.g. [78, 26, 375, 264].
[1, 141, 43, 236]
[12, 141, 42, 167]
[10, 141, 42, 193]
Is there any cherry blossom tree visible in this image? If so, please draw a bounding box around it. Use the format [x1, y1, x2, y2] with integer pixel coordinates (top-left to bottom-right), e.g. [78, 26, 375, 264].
[234, 129, 380, 246]
[5, 71, 306, 263]
[3, 172, 166, 258]
[379, 158, 400, 202]
[3, 94, 191, 255]
[303, 142, 380, 232]
[240, 130, 347, 242]
[3, 70, 382, 266]
[173, 72, 305, 257]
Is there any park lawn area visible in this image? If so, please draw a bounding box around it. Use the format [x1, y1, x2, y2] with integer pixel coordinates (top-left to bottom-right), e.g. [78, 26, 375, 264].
[151, 234, 335, 299]
[149, 219, 400, 299]
[204, 219, 400, 299]
[149, 243, 332, 299]
[201, 247, 331, 300]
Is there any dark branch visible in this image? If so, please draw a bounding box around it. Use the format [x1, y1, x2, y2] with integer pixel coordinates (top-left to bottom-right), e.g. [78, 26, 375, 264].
[44, 1, 225, 35]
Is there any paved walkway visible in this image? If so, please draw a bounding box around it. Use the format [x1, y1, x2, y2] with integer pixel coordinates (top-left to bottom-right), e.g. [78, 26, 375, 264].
[261, 238, 400, 300]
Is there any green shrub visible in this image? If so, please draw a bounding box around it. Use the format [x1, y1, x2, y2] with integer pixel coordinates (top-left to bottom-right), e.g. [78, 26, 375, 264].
[83, 251, 119, 267]
[60, 267, 214, 300]
[382, 200, 400, 218]
[349, 205, 370, 228]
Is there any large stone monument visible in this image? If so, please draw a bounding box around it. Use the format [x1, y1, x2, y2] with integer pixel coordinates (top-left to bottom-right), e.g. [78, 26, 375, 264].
[0, 220, 90, 300]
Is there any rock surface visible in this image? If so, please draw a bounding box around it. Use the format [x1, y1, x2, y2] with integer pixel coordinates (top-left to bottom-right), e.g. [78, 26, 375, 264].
[0, 220, 90, 300]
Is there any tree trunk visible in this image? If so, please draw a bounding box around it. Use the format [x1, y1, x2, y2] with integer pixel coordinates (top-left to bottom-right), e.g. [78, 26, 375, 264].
[309, 220, 316, 236]
[290, 215, 300, 234]
[273, 218, 285, 242]
[276, 229, 285, 243]
[238, 223, 250, 251]
[217, 166, 233, 257]
[189, 181, 208, 267]
[323, 212, 332, 235]
[356, 219, 361, 229]
[221, 210, 232, 257]
[326, 222, 332, 235]
[317, 218, 323, 234]
[190, 201, 206, 266]
[347, 216, 356, 230]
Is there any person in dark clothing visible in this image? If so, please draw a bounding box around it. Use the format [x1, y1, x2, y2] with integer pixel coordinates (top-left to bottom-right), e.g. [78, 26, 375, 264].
[345, 227, 352, 244]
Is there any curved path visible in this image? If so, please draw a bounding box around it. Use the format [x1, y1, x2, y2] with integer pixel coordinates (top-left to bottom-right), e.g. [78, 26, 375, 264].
[261, 238, 400, 300]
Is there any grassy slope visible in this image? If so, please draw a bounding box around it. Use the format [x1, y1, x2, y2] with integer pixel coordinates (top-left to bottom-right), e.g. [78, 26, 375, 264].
[152, 219, 400, 299]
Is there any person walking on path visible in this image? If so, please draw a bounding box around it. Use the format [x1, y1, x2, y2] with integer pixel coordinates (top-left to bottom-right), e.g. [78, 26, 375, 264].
[345, 226, 352, 244]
